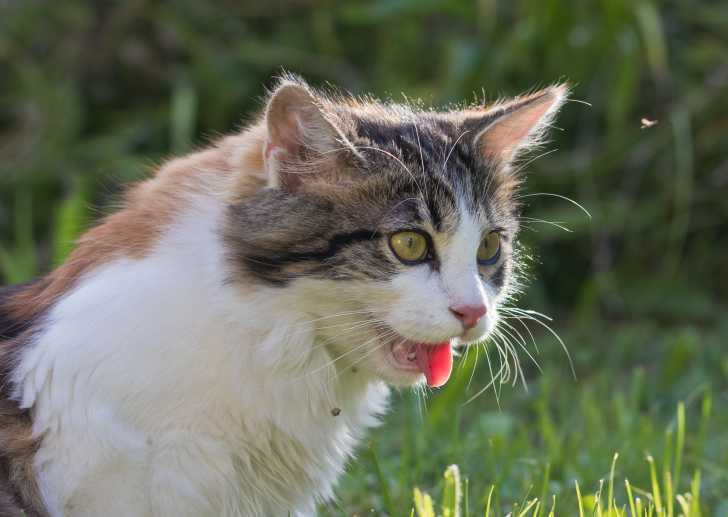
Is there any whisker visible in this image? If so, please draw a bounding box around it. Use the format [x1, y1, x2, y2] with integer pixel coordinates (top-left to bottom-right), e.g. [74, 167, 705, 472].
[306, 320, 391, 353]
[458, 343, 470, 372]
[464, 342, 503, 406]
[376, 197, 422, 228]
[337, 333, 406, 378]
[489, 329, 513, 386]
[289, 310, 376, 328]
[512, 148, 559, 172]
[517, 192, 592, 220]
[466, 343, 479, 391]
[353, 145, 426, 201]
[518, 216, 573, 233]
[501, 307, 554, 322]
[305, 329, 388, 354]
[442, 130, 471, 173]
[412, 120, 426, 176]
[565, 98, 593, 107]
[494, 327, 525, 389]
[500, 308, 576, 379]
[295, 329, 397, 380]
[314, 319, 384, 332]
[497, 320, 542, 374]
[414, 382, 428, 417]
[492, 329, 514, 373]
[502, 313, 540, 354]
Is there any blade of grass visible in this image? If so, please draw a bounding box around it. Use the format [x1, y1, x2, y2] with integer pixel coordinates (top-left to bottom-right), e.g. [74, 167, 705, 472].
[414, 487, 435, 517]
[625, 479, 638, 517]
[646, 455, 662, 513]
[608, 453, 619, 514]
[538, 463, 551, 517]
[673, 402, 685, 490]
[369, 443, 395, 516]
[575, 480, 585, 517]
[484, 485, 494, 517]
[442, 464, 462, 517]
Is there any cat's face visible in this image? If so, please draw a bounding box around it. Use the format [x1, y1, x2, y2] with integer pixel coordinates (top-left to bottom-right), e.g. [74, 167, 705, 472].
[225, 77, 567, 387]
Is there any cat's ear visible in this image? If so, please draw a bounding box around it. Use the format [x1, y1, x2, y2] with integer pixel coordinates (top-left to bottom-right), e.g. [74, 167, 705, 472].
[264, 79, 356, 192]
[471, 84, 569, 165]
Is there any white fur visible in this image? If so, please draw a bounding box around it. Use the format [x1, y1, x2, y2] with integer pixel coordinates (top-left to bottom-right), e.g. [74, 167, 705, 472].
[14, 195, 501, 516]
[14, 197, 388, 516]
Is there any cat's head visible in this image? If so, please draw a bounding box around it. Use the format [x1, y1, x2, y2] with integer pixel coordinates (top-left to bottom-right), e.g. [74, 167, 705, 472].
[226, 75, 568, 388]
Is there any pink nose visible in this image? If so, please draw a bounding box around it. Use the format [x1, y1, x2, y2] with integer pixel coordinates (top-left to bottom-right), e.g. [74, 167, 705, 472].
[449, 304, 487, 330]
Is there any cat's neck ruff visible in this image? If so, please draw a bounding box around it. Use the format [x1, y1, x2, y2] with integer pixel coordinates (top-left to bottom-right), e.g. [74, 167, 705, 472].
[14, 194, 389, 516]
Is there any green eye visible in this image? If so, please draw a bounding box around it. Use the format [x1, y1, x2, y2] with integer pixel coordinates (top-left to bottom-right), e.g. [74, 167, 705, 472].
[389, 231, 429, 263]
[477, 232, 501, 265]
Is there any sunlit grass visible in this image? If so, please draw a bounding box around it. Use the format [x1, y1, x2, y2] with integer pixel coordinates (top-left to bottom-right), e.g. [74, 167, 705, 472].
[324, 335, 727, 516]
[412, 404, 703, 516]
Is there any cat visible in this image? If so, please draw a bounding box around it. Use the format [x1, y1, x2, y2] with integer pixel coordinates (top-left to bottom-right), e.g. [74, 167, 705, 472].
[0, 74, 567, 516]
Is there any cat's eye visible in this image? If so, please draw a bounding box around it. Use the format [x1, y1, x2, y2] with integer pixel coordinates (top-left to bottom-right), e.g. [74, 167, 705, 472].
[477, 231, 501, 265]
[389, 231, 429, 264]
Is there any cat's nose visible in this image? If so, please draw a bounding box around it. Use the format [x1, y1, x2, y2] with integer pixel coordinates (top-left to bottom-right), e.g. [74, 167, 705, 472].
[449, 304, 487, 330]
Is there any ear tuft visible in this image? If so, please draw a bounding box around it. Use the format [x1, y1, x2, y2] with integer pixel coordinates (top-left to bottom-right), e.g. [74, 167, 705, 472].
[264, 77, 355, 192]
[472, 84, 569, 164]
[266, 80, 318, 155]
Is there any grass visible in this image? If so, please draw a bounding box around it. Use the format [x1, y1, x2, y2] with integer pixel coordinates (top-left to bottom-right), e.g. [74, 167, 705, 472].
[412, 453, 704, 517]
[411, 405, 704, 517]
[321, 318, 728, 516]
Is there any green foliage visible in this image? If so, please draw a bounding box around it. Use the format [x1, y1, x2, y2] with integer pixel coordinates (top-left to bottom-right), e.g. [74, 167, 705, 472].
[330, 329, 728, 514]
[1, 1, 727, 515]
[0, 191, 37, 283]
[411, 407, 705, 516]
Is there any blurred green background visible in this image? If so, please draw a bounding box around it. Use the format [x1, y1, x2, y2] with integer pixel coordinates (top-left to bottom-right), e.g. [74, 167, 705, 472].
[1, 1, 727, 515]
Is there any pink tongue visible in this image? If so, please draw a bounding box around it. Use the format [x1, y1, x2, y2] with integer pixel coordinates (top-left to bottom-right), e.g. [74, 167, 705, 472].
[414, 342, 453, 388]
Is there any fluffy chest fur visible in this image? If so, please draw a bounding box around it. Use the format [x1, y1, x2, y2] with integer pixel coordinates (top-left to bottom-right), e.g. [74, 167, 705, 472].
[15, 198, 388, 516]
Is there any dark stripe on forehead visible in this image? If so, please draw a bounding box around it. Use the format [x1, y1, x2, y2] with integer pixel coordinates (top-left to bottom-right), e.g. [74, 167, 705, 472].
[353, 111, 519, 225]
[241, 229, 382, 286]
[386, 194, 424, 224]
[425, 196, 443, 231]
[424, 174, 458, 231]
[355, 118, 403, 149]
[355, 117, 447, 169]
[403, 125, 440, 164]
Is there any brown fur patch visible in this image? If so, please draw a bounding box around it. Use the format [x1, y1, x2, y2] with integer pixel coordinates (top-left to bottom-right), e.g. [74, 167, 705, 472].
[0, 123, 269, 516]
[3, 130, 267, 326]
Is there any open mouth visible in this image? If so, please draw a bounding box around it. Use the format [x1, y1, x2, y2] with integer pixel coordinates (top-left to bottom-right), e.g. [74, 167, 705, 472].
[388, 339, 454, 388]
